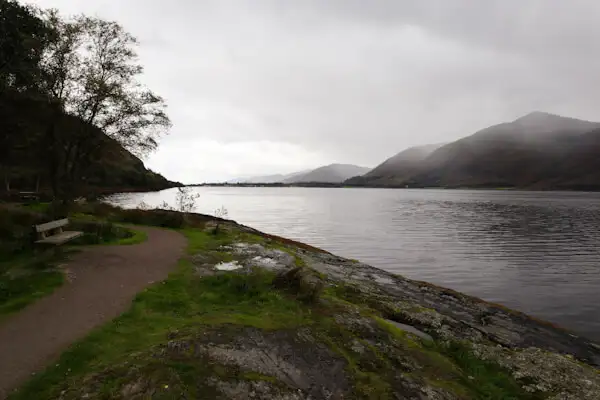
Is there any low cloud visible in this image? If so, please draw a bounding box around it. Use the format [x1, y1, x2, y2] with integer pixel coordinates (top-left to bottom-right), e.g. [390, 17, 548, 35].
[28, 0, 600, 182]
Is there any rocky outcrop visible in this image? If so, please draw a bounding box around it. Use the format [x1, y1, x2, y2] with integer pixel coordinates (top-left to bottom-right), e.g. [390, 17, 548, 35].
[166, 237, 600, 398]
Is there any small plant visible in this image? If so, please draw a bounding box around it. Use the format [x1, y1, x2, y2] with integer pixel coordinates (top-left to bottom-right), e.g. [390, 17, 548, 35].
[137, 201, 151, 210]
[152, 188, 199, 214]
[158, 201, 174, 211]
[175, 187, 200, 213]
[213, 206, 229, 235]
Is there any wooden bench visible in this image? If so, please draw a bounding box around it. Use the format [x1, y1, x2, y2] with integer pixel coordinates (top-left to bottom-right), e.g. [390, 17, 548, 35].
[34, 218, 83, 246]
[19, 191, 40, 202]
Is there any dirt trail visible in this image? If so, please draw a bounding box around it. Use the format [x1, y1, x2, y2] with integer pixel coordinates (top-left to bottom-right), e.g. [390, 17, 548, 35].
[0, 226, 186, 399]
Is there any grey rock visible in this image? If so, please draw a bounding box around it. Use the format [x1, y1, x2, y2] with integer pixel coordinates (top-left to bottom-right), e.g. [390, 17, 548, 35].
[385, 320, 433, 342]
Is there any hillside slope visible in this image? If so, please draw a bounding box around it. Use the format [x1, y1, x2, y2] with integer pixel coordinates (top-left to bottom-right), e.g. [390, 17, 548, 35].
[529, 127, 600, 190]
[411, 112, 600, 188]
[1, 91, 179, 196]
[87, 135, 180, 193]
[347, 112, 600, 189]
[285, 164, 371, 183]
[346, 144, 443, 186]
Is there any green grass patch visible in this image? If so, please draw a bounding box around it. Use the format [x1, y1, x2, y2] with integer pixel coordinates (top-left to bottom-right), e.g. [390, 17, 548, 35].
[22, 202, 51, 213]
[0, 251, 68, 317]
[104, 228, 147, 246]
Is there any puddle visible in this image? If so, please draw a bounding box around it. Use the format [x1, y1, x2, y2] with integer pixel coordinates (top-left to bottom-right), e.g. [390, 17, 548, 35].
[251, 256, 279, 268]
[215, 261, 243, 271]
[373, 274, 395, 285]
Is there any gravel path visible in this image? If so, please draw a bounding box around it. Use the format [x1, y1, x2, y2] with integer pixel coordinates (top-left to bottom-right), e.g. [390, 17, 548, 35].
[0, 226, 186, 399]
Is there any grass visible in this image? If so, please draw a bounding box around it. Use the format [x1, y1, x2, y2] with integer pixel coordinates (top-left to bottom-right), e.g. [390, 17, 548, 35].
[0, 251, 68, 317]
[7, 223, 547, 400]
[22, 202, 51, 213]
[103, 227, 147, 246]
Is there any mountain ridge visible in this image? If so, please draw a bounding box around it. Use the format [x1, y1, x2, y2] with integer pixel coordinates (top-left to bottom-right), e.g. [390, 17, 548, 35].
[230, 164, 370, 184]
[227, 170, 311, 184]
[346, 144, 444, 186]
[345, 112, 600, 190]
[285, 163, 371, 183]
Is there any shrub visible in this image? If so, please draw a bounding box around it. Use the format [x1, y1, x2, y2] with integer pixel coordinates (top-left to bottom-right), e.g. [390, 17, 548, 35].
[212, 206, 229, 235]
[0, 208, 45, 260]
[150, 210, 185, 228]
[113, 209, 185, 229]
[76, 202, 121, 218]
[175, 187, 200, 213]
[70, 220, 130, 245]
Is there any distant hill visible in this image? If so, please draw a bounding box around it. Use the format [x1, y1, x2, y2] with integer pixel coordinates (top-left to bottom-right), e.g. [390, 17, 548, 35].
[345, 112, 600, 190]
[228, 170, 310, 184]
[230, 165, 370, 185]
[345, 144, 443, 186]
[285, 164, 371, 184]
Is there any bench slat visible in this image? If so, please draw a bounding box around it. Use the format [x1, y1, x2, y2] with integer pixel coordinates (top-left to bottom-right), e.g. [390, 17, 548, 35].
[35, 218, 69, 233]
[36, 231, 83, 245]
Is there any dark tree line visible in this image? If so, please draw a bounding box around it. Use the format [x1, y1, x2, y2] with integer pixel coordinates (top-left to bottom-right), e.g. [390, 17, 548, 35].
[0, 0, 171, 201]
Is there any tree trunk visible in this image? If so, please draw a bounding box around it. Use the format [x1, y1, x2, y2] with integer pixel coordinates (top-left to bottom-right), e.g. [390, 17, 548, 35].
[45, 105, 60, 201]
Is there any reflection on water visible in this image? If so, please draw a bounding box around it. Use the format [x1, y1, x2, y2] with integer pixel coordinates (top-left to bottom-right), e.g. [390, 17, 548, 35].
[107, 188, 600, 341]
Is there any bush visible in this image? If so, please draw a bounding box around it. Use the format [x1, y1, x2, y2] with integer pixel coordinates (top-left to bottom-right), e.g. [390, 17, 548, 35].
[74, 202, 121, 218]
[0, 207, 45, 260]
[113, 209, 185, 229]
[70, 220, 131, 245]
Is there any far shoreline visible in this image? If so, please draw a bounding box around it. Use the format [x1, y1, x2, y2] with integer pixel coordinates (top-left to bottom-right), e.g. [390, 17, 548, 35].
[181, 183, 600, 193]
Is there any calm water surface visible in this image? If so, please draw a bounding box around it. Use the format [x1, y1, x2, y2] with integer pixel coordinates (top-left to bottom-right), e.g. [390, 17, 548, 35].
[107, 188, 600, 341]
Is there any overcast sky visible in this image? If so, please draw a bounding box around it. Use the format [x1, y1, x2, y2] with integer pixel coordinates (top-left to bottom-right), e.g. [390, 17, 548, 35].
[28, 0, 600, 183]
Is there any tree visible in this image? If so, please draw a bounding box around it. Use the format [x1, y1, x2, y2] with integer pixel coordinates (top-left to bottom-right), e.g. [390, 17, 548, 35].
[0, 0, 54, 192]
[0, 0, 53, 91]
[0, 3, 170, 200]
[38, 12, 171, 200]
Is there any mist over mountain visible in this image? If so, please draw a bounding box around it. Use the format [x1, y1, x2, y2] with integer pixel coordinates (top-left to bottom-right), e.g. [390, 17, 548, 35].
[229, 164, 370, 184]
[345, 144, 443, 186]
[345, 112, 600, 190]
[285, 164, 371, 184]
[227, 170, 310, 184]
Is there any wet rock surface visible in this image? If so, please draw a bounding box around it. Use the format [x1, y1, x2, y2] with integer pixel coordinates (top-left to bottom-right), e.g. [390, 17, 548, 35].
[303, 250, 600, 366]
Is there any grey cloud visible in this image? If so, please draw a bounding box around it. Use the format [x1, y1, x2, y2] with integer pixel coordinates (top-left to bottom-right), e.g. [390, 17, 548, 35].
[27, 0, 600, 182]
[282, 1, 600, 59]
